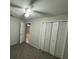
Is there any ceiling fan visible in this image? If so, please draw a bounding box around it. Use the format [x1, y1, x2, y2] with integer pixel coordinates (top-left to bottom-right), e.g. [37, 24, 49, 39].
[10, 0, 52, 17]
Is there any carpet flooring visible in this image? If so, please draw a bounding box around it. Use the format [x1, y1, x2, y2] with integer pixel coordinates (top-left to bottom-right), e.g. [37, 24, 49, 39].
[10, 43, 60, 59]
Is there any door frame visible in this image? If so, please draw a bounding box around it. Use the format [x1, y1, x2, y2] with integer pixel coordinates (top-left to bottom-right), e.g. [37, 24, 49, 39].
[25, 22, 32, 44]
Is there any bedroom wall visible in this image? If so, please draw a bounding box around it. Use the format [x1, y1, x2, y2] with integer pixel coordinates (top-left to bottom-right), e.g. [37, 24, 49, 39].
[10, 16, 22, 46]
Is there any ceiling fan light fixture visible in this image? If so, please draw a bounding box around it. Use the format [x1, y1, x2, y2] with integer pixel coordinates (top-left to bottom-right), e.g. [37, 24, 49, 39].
[25, 8, 32, 14]
[24, 8, 32, 17]
[27, 24, 30, 26]
[24, 13, 30, 17]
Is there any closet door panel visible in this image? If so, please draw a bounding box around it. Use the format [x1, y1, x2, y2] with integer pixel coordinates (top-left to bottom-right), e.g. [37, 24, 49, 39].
[55, 22, 64, 58]
[55, 22, 68, 59]
[60, 22, 68, 59]
[49, 22, 59, 55]
[44, 22, 52, 52]
[40, 22, 46, 50]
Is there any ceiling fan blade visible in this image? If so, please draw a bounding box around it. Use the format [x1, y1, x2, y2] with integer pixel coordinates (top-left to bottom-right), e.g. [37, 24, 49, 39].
[33, 10, 53, 16]
[30, 0, 38, 6]
[10, 3, 22, 8]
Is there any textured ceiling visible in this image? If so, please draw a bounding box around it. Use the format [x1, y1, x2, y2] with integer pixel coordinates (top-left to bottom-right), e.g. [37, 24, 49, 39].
[33, 0, 68, 15]
[10, 0, 68, 19]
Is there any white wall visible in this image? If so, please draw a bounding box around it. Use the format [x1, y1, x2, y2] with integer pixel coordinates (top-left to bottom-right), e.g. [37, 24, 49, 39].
[29, 21, 41, 48]
[10, 16, 22, 46]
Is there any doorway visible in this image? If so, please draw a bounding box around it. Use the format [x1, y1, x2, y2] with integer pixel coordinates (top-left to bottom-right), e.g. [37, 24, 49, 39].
[25, 23, 31, 43]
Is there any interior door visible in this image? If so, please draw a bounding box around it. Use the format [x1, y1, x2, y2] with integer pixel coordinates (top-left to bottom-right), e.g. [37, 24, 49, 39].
[20, 22, 25, 44]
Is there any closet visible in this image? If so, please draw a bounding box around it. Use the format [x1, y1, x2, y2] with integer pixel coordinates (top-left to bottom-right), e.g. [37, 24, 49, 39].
[54, 22, 68, 59]
[29, 21, 68, 59]
[40, 21, 68, 59]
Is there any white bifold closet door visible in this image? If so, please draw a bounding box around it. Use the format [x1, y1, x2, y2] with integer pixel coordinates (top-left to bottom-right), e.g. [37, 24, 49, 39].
[49, 22, 59, 55]
[40, 22, 59, 54]
[40, 21, 67, 58]
[54, 22, 68, 59]
[40, 22, 46, 50]
[43, 22, 52, 52]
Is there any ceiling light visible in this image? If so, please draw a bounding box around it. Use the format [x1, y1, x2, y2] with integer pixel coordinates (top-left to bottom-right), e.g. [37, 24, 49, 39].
[24, 13, 30, 17]
[26, 8, 32, 13]
[25, 8, 32, 14]
[27, 24, 30, 26]
[24, 8, 32, 17]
